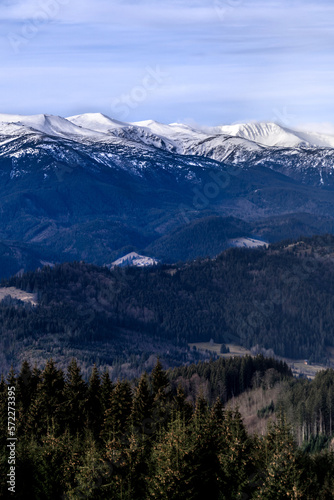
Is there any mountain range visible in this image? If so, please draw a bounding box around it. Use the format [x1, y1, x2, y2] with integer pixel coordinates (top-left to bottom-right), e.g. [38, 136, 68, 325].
[1, 112, 334, 276]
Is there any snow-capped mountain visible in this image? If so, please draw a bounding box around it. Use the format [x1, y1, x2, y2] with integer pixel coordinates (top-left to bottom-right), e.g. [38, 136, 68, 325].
[2, 111, 334, 149]
[2, 112, 334, 187]
[1, 111, 334, 275]
[111, 252, 159, 267]
[214, 122, 334, 148]
[68, 113, 129, 134]
[0, 113, 106, 140]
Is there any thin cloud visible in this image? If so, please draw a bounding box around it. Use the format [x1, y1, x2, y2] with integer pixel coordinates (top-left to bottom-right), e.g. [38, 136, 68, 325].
[0, 0, 334, 127]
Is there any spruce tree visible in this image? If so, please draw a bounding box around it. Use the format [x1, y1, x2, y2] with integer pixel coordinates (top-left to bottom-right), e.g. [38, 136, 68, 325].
[27, 359, 65, 437]
[65, 433, 110, 499]
[256, 413, 305, 499]
[151, 358, 169, 396]
[102, 379, 133, 441]
[147, 413, 195, 500]
[7, 365, 16, 388]
[151, 360, 171, 433]
[100, 368, 113, 415]
[87, 365, 102, 439]
[130, 373, 153, 432]
[63, 358, 88, 434]
[217, 408, 255, 499]
[188, 394, 221, 499]
[172, 384, 193, 422]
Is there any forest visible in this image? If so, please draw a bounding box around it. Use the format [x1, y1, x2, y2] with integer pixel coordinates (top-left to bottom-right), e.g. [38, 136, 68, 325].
[1, 356, 334, 499]
[2, 234, 334, 374]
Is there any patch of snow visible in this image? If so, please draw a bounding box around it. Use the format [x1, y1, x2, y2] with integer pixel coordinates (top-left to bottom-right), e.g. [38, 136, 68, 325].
[111, 252, 159, 267]
[67, 112, 128, 133]
[214, 122, 334, 149]
[0, 113, 106, 139]
[228, 237, 268, 248]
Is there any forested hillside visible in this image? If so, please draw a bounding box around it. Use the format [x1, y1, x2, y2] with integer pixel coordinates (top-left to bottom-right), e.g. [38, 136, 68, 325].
[173, 357, 334, 451]
[2, 234, 334, 373]
[1, 357, 334, 499]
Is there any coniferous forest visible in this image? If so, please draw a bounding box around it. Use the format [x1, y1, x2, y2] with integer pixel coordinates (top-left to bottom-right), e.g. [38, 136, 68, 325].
[2, 234, 334, 376]
[1, 236, 334, 498]
[1, 356, 334, 499]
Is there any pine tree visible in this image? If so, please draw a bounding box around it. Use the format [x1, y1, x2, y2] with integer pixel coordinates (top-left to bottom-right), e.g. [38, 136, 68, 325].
[131, 373, 153, 432]
[87, 365, 102, 439]
[256, 413, 305, 499]
[26, 429, 73, 498]
[100, 368, 113, 414]
[150, 361, 171, 434]
[151, 358, 169, 396]
[192, 393, 208, 428]
[102, 379, 133, 441]
[26, 359, 65, 437]
[65, 433, 110, 499]
[186, 394, 221, 499]
[172, 385, 193, 422]
[63, 358, 88, 434]
[218, 408, 255, 499]
[7, 365, 16, 388]
[104, 430, 146, 500]
[210, 397, 224, 425]
[147, 413, 195, 500]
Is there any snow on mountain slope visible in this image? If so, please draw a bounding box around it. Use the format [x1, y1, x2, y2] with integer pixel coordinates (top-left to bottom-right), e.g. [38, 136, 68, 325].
[3, 112, 334, 149]
[67, 113, 128, 133]
[131, 119, 219, 153]
[216, 122, 334, 148]
[2, 112, 334, 187]
[0, 113, 105, 139]
[133, 120, 207, 141]
[111, 252, 159, 267]
[228, 237, 268, 249]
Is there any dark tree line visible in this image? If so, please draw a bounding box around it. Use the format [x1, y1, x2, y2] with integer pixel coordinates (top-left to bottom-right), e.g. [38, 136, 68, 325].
[1, 357, 334, 498]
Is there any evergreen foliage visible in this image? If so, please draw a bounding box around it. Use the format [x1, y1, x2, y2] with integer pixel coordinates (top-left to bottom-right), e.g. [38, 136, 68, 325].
[1, 358, 334, 498]
[3, 235, 334, 373]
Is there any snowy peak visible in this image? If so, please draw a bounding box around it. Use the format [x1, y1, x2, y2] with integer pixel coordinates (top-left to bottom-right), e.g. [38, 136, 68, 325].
[216, 122, 305, 148]
[67, 113, 128, 133]
[132, 119, 204, 138]
[130, 119, 210, 154]
[2, 112, 334, 155]
[133, 119, 207, 141]
[216, 122, 334, 148]
[111, 252, 159, 267]
[0, 113, 104, 139]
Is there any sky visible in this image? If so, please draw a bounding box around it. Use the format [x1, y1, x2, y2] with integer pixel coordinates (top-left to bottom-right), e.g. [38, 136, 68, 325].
[1, 0, 334, 130]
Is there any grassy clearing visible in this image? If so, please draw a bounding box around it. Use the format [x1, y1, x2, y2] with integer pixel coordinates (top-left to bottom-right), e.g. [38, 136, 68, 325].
[189, 341, 251, 357]
[189, 341, 328, 379]
[0, 286, 37, 305]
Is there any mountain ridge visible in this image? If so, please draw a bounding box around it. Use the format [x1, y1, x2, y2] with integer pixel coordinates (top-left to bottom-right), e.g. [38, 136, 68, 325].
[1, 112, 334, 275]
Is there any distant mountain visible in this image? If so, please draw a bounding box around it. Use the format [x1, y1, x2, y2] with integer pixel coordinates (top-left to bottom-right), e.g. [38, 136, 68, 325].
[0, 240, 56, 278]
[214, 122, 334, 148]
[1, 112, 334, 274]
[146, 214, 334, 262]
[227, 237, 268, 248]
[111, 252, 159, 267]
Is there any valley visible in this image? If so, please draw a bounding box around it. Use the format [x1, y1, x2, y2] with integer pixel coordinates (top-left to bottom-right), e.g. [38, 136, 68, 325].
[189, 341, 333, 380]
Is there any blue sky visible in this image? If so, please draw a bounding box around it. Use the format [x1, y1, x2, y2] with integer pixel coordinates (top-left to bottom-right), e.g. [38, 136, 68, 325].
[1, 0, 334, 130]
